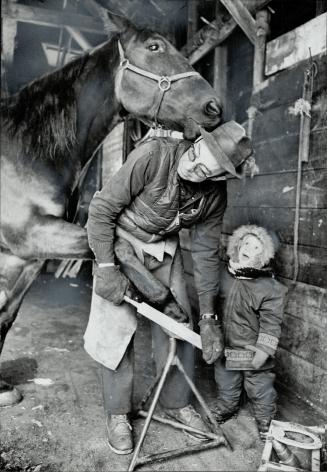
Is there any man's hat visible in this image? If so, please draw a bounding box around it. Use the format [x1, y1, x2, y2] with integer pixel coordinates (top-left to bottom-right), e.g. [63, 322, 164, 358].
[200, 121, 253, 179]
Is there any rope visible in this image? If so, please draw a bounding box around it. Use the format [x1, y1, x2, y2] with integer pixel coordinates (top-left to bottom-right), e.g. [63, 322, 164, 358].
[292, 56, 317, 283]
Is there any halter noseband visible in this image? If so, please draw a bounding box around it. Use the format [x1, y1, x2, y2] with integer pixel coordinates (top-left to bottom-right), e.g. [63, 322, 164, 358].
[117, 40, 200, 126]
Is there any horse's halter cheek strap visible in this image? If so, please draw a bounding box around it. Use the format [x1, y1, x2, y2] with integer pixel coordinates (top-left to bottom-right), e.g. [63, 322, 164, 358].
[117, 40, 200, 125]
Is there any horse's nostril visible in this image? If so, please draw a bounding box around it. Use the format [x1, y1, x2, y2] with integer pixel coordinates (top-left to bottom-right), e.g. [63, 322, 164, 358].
[204, 100, 222, 117]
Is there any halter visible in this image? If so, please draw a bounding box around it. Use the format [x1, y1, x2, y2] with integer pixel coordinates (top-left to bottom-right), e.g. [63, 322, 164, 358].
[116, 40, 201, 126]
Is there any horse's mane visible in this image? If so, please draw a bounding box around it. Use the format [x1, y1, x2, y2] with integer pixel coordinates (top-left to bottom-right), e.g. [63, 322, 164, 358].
[1, 36, 117, 162]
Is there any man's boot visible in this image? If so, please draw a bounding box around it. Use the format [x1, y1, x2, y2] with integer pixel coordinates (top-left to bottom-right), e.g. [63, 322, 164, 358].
[213, 403, 238, 423]
[106, 414, 134, 455]
[165, 404, 210, 441]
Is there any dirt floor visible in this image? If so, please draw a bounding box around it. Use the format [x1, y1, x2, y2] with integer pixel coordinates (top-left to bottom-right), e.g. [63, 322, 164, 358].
[0, 267, 324, 472]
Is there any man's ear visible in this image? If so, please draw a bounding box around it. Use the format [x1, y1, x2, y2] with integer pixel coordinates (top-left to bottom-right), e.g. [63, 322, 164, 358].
[106, 11, 134, 34]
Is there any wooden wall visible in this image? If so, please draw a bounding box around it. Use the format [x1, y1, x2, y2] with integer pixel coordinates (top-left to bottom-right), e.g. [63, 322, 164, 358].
[182, 14, 327, 412]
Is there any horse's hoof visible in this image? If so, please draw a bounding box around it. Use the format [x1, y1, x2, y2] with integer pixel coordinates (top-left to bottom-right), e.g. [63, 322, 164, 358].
[0, 382, 23, 407]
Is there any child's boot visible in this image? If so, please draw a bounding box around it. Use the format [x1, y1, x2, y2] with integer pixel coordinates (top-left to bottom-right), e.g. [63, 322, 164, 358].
[213, 405, 238, 423]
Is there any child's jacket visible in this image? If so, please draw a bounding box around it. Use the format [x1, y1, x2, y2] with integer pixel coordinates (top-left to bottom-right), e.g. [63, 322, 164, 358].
[218, 265, 288, 368]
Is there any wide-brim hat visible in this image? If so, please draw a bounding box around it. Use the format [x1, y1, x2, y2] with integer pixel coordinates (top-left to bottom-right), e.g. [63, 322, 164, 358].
[200, 121, 253, 179]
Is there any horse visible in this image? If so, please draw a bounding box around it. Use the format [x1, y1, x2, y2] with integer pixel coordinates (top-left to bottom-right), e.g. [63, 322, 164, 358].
[0, 13, 222, 405]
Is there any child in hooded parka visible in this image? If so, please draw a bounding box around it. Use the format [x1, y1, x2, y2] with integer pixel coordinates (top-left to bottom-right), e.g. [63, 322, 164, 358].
[214, 225, 288, 434]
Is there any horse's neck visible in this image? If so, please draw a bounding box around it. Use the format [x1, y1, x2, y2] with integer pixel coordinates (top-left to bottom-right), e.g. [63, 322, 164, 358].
[74, 41, 123, 167]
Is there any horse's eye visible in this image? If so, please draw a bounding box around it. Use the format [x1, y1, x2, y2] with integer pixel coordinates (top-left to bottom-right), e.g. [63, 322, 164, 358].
[148, 43, 160, 52]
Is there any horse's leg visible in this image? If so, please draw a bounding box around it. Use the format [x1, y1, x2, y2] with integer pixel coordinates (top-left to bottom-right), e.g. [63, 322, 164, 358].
[0, 252, 44, 406]
[9, 216, 92, 260]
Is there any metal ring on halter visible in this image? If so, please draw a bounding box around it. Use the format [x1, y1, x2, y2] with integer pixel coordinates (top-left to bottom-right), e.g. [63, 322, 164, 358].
[120, 58, 129, 69]
[158, 77, 171, 91]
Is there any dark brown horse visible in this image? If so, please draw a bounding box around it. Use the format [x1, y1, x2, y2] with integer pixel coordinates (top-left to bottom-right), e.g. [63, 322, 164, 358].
[0, 14, 222, 404]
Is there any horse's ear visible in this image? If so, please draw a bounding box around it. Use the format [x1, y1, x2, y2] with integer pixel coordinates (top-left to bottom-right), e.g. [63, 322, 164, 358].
[106, 11, 134, 34]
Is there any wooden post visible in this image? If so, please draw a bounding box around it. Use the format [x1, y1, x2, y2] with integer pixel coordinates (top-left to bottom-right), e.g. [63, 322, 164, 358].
[213, 2, 228, 119]
[181, 0, 271, 65]
[253, 9, 270, 89]
[187, 0, 198, 43]
[1, 11, 17, 98]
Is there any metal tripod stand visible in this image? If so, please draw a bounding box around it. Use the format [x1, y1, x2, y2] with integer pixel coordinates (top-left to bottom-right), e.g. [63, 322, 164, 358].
[128, 336, 230, 471]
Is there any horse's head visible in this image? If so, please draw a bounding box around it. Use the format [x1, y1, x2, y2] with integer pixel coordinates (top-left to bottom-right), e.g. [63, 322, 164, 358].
[110, 13, 222, 139]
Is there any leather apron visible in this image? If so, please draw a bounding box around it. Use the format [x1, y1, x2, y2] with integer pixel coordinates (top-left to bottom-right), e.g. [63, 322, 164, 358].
[84, 230, 191, 370]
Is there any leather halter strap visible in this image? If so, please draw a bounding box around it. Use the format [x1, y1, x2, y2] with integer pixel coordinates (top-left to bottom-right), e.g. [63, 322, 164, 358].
[117, 40, 200, 125]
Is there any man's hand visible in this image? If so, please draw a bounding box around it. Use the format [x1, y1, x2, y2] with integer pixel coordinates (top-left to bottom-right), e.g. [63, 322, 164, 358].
[94, 265, 129, 305]
[246, 345, 269, 369]
[199, 318, 224, 364]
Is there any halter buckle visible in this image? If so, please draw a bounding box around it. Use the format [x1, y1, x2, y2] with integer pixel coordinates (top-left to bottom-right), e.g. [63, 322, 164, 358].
[158, 77, 171, 91]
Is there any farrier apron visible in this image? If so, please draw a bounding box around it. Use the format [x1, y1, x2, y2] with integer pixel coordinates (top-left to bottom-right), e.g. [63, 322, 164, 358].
[84, 228, 191, 370]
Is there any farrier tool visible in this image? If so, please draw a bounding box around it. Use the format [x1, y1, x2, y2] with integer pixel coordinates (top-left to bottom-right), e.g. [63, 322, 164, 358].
[124, 295, 202, 349]
[123, 295, 230, 471]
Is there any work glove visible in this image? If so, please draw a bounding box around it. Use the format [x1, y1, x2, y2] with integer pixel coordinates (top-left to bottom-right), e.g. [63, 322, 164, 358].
[198, 318, 224, 364]
[94, 265, 129, 305]
[246, 345, 269, 369]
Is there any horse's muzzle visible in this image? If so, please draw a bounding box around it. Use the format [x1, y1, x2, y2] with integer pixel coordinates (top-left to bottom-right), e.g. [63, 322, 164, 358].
[204, 99, 222, 119]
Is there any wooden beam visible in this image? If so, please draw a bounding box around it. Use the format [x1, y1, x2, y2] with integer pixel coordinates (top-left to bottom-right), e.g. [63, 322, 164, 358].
[2, 3, 105, 35]
[181, 0, 271, 64]
[220, 0, 256, 44]
[65, 27, 92, 51]
[253, 9, 270, 88]
[79, 0, 114, 35]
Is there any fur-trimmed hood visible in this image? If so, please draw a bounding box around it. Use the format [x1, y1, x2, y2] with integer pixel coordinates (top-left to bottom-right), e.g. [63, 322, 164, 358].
[227, 225, 276, 267]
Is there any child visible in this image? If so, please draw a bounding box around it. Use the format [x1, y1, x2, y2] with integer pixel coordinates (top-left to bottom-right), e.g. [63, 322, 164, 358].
[213, 225, 288, 434]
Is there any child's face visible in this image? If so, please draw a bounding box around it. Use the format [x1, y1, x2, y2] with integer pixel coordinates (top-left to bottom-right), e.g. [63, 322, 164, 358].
[238, 234, 263, 267]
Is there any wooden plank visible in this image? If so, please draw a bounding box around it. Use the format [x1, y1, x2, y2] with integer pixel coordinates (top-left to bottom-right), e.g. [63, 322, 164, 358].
[181, 0, 271, 65]
[252, 99, 325, 145]
[279, 312, 327, 371]
[252, 129, 327, 174]
[268, 244, 326, 287]
[223, 207, 327, 248]
[3, 3, 105, 34]
[220, 0, 256, 44]
[265, 13, 327, 75]
[275, 347, 327, 410]
[252, 53, 327, 111]
[227, 169, 327, 209]
[281, 278, 327, 328]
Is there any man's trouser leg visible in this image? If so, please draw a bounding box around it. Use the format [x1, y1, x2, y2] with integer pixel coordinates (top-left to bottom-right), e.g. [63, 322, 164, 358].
[214, 359, 243, 413]
[243, 369, 277, 422]
[149, 248, 194, 409]
[101, 336, 134, 415]
[151, 322, 194, 409]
